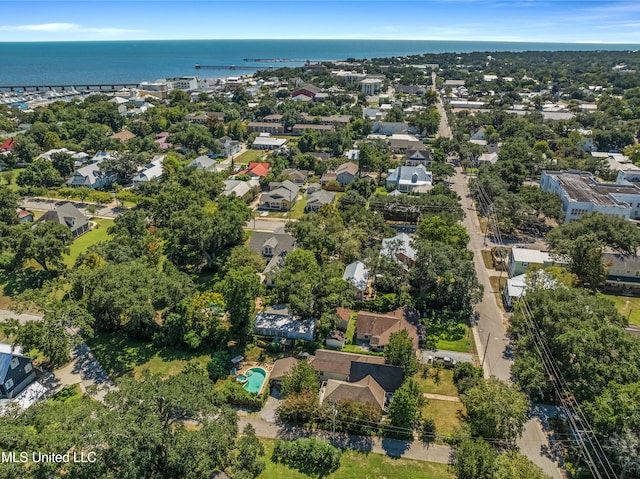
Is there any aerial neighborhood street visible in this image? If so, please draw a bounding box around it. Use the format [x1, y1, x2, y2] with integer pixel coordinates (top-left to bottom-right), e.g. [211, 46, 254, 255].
[1, 45, 638, 479]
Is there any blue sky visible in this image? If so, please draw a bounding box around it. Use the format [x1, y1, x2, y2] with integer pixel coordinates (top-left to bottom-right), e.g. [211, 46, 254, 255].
[1, 1, 640, 43]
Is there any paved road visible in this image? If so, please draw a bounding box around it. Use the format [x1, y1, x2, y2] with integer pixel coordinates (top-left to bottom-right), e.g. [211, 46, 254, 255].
[449, 168, 562, 478]
[245, 217, 289, 232]
[433, 76, 563, 477]
[238, 416, 452, 465]
[433, 72, 452, 139]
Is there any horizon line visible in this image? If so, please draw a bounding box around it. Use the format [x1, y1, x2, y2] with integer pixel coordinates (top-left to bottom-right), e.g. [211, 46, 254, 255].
[1, 38, 640, 45]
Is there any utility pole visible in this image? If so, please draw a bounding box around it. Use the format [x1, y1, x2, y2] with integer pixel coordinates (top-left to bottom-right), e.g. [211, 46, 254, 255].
[481, 332, 491, 368]
[331, 403, 337, 446]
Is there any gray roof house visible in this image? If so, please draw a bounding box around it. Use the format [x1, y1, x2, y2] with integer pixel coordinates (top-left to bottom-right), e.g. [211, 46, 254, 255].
[349, 361, 404, 393]
[386, 164, 433, 193]
[335, 162, 359, 186]
[67, 155, 117, 189]
[248, 230, 296, 260]
[405, 149, 433, 168]
[305, 190, 336, 212]
[0, 351, 36, 399]
[260, 181, 300, 211]
[380, 233, 417, 268]
[223, 179, 260, 202]
[188, 155, 220, 172]
[253, 305, 316, 341]
[36, 203, 89, 238]
[343, 261, 370, 292]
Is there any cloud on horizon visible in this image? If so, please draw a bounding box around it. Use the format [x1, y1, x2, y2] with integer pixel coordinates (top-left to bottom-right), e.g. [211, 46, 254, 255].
[0, 22, 143, 34]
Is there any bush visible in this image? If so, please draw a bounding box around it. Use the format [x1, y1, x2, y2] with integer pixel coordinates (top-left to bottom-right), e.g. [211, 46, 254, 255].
[272, 438, 342, 476]
[421, 417, 437, 442]
[453, 362, 484, 394]
[217, 379, 265, 410]
[207, 350, 231, 381]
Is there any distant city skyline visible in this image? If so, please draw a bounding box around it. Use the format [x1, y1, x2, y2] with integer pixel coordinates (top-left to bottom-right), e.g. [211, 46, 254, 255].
[1, 1, 640, 44]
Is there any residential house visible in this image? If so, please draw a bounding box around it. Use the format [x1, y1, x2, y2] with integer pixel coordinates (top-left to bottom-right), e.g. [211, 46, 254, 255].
[216, 136, 241, 157]
[248, 229, 296, 261]
[253, 305, 316, 341]
[309, 350, 384, 382]
[306, 182, 322, 194]
[389, 135, 423, 153]
[0, 138, 16, 152]
[0, 350, 36, 399]
[349, 361, 404, 394]
[16, 208, 33, 223]
[269, 357, 299, 388]
[154, 132, 172, 150]
[345, 149, 360, 161]
[386, 164, 433, 193]
[541, 170, 640, 222]
[189, 155, 219, 172]
[355, 308, 421, 351]
[260, 181, 299, 211]
[603, 252, 640, 294]
[380, 233, 417, 268]
[252, 134, 287, 150]
[343, 261, 370, 293]
[109, 130, 136, 143]
[320, 376, 386, 412]
[308, 152, 331, 163]
[291, 84, 322, 100]
[237, 162, 270, 179]
[132, 156, 164, 186]
[335, 162, 359, 186]
[36, 203, 89, 238]
[223, 179, 260, 202]
[305, 190, 336, 212]
[67, 154, 117, 189]
[373, 121, 409, 136]
[509, 246, 563, 276]
[281, 168, 309, 185]
[405, 149, 433, 168]
[319, 171, 337, 186]
[477, 152, 499, 167]
[503, 270, 558, 311]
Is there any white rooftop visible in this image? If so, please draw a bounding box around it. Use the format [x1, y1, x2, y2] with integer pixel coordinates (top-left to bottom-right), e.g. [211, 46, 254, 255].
[511, 246, 553, 264]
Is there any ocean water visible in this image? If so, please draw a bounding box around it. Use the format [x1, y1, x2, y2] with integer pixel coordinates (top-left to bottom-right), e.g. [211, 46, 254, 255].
[0, 39, 638, 86]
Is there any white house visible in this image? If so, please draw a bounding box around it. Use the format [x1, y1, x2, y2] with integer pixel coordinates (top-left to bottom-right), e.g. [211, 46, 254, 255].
[380, 233, 417, 269]
[386, 164, 433, 193]
[540, 170, 640, 222]
[188, 155, 220, 172]
[361, 78, 383, 95]
[508, 246, 563, 277]
[132, 156, 165, 186]
[67, 154, 117, 189]
[252, 133, 287, 150]
[343, 261, 370, 292]
[253, 305, 315, 341]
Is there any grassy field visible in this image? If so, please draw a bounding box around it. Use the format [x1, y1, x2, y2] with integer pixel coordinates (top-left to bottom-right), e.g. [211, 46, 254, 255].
[63, 218, 114, 267]
[480, 250, 494, 270]
[344, 311, 357, 345]
[86, 332, 210, 379]
[236, 149, 267, 165]
[421, 399, 465, 437]
[601, 293, 640, 327]
[425, 319, 475, 354]
[414, 369, 458, 397]
[257, 438, 454, 479]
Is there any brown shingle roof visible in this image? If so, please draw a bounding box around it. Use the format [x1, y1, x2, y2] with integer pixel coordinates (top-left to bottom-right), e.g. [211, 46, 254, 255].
[322, 375, 385, 411]
[309, 349, 384, 377]
[270, 357, 299, 381]
[356, 308, 420, 349]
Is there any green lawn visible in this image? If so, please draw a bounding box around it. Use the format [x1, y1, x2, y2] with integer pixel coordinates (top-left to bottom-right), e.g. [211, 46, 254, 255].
[236, 149, 267, 165]
[601, 293, 640, 327]
[425, 318, 475, 354]
[414, 369, 458, 397]
[340, 344, 384, 356]
[289, 196, 307, 219]
[86, 332, 210, 379]
[258, 439, 454, 479]
[421, 399, 465, 437]
[63, 218, 114, 267]
[345, 311, 357, 345]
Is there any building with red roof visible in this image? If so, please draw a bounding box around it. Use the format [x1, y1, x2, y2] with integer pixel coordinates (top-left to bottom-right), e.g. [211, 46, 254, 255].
[237, 162, 269, 179]
[1, 138, 16, 152]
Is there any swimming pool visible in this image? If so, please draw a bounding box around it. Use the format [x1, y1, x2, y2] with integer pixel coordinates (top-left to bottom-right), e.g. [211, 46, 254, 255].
[242, 367, 267, 394]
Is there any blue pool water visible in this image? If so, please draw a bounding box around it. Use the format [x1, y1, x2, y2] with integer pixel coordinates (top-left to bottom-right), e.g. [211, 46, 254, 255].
[242, 367, 266, 394]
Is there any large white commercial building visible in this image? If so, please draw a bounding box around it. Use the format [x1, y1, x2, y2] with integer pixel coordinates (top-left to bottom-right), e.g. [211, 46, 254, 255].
[540, 170, 640, 222]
